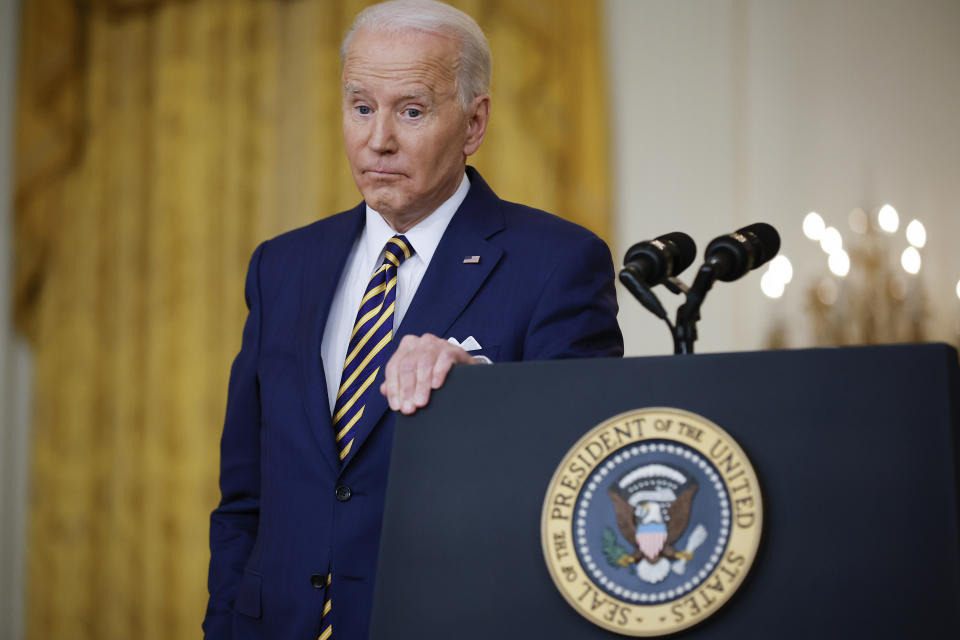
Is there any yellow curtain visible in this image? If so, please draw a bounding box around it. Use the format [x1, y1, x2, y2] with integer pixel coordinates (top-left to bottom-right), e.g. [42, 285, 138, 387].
[13, 1, 611, 637]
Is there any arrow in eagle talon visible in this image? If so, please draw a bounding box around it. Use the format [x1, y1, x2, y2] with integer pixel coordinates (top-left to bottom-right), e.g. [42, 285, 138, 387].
[671, 524, 708, 575]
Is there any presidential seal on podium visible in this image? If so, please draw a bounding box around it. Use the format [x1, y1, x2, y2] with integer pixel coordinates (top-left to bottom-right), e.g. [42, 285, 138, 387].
[541, 408, 763, 636]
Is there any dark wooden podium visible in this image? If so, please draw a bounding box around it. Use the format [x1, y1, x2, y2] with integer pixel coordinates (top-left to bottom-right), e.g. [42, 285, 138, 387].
[370, 343, 960, 638]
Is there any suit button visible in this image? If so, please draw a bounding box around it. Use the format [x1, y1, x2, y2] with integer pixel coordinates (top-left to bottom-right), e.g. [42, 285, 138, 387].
[335, 485, 352, 502]
[310, 573, 326, 589]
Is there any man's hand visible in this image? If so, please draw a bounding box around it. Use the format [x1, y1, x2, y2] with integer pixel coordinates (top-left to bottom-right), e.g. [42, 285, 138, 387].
[380, 333, 476, 415]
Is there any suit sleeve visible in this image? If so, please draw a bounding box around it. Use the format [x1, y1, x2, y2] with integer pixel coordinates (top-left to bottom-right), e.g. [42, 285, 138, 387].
[522, 232, 624, 360]
[203, 242, 266, 639]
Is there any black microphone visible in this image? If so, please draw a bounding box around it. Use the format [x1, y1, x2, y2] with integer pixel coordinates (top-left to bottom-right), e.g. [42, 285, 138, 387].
[619, 232, 696, 321]
[703, 223, 780, 282]
[620, 232, 697, 288]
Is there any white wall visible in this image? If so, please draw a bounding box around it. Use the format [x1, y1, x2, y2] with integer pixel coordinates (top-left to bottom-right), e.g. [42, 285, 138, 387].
[608, 0, 960, 356]
[1, 1, 31, 639]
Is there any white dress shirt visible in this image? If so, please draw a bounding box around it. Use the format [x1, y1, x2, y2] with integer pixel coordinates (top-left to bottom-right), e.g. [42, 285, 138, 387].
[321, 173, 470, 412]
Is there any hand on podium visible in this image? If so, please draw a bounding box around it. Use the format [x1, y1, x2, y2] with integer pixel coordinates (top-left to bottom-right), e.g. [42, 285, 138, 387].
[380, 333, 477, 415]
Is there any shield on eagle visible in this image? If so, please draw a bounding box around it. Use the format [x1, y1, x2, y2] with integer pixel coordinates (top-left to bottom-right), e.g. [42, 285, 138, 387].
[635, 522, 668, 560]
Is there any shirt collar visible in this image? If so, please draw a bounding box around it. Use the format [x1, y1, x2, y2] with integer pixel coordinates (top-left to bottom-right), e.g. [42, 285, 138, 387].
[362, 172, 470, 270]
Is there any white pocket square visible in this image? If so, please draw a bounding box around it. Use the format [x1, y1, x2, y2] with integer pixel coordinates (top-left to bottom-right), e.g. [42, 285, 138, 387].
[448, 335, 482, 351]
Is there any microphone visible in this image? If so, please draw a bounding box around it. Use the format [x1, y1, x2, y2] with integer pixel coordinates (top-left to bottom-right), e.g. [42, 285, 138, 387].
[703, 223, 780, 282]
[619, 232, 696, 321]
[674, 223, 779, 353]
[619, 232, 697, 288]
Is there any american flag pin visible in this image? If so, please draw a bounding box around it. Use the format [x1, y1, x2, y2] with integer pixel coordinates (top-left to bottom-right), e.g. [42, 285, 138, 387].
[462, 255, 481, 264]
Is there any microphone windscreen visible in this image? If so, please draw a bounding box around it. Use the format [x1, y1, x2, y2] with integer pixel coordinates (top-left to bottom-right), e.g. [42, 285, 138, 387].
[737, 223, 780, 266]
[657, 232, 697, 274]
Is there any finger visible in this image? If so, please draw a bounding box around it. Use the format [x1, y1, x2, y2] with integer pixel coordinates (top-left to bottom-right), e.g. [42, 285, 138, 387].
[383, 345, 404, 411]
[430, 350, 454, 390]
[431, 346, 472, 388]
[391, 335, 423, 411]
[413, 349, 435, 408]
[384, 364, 400, 411]
[397, 352, 419, 415]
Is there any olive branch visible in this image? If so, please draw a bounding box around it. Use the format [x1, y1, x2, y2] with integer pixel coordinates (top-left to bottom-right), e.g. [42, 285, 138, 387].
[602, 527, 634, 568]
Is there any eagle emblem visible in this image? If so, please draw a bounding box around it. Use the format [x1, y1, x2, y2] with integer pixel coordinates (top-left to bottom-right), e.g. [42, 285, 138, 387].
[542, 408, 762, 635]
[604, 463, 708, 583]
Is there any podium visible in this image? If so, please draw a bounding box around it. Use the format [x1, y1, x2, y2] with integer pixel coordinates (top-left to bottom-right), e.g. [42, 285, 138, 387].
[370, 343, 960, 638]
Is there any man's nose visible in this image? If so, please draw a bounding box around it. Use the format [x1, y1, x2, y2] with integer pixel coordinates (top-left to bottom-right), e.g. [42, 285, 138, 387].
[368, 112, 398, 154]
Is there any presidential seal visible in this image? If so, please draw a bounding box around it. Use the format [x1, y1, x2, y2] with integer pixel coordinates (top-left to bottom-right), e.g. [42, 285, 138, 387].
[541, 408, 762, 636]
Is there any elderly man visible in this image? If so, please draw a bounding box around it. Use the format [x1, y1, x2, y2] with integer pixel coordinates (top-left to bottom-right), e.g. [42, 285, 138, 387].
[203, 1, 622, 638]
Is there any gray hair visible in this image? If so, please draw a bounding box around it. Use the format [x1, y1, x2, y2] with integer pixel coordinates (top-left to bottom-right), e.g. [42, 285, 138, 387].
[340, 0, 492, 110]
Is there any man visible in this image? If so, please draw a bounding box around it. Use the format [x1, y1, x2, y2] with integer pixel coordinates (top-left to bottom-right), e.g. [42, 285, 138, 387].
[203, 1, 622, 638]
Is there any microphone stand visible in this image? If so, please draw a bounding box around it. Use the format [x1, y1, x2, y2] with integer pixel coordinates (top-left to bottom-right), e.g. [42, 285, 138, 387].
[618, 273, 677, 344]
[673, 265, 719, 355]
[621, 264, 719, 355]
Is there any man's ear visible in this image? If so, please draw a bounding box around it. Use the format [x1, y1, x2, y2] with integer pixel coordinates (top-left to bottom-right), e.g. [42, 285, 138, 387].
[463, 94, 490, 157]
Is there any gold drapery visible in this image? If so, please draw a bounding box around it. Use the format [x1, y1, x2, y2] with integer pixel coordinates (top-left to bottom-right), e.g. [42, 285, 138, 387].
[14, 0, 611, 637]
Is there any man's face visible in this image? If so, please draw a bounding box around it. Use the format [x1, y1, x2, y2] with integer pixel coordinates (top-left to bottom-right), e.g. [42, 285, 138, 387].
[342, 28, 488, 230]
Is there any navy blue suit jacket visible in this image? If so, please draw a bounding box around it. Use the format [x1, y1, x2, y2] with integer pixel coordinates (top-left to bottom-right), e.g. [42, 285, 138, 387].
[203, 168, 623, 639]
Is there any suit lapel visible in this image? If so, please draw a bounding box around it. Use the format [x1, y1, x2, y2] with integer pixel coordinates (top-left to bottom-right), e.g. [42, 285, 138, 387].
[296, 205, 365, 475]
[340, 169, 505, 468]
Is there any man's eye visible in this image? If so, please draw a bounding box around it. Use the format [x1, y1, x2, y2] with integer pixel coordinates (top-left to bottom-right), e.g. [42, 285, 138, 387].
[404, 108, 422, 118]
[357, 105, 372, 115]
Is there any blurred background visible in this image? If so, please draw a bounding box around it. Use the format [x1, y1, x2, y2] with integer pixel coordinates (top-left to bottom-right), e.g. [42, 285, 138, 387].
[1, 0, 958, 638]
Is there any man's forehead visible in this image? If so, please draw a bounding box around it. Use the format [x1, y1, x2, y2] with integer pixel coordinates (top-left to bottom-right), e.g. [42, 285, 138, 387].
[343, 80, 433, 102]
[343, 28, 459, 81]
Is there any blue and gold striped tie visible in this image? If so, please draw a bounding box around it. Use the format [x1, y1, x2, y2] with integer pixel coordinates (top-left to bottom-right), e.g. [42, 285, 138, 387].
[331, 234, 414, 462]
[319, 236, 413, 640]
[318, 572, 332, 640]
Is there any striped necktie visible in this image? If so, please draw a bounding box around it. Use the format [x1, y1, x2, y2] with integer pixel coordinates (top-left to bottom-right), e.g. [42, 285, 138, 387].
[331, 234, 414, 462]
[320, 236, 412, 640]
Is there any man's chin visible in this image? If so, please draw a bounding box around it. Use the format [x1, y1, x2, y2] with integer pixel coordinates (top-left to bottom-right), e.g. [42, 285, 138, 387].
[362, 191, 409, 217]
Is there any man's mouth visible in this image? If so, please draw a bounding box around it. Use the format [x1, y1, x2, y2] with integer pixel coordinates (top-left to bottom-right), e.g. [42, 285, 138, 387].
[364, 169, 405, 179]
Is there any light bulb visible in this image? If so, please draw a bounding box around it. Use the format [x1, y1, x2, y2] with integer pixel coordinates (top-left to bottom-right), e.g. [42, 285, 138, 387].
[828, 250, 850, 277]
[905, 219, 926, 248]
[848, 208, 868, 234]
[769, 255, 793, 283]
[901, 246, 921, 274]
[760, 270, 785, 298]
[878, 204, 899, 233]
[803, 212, 825, 241]
[820, 227, 843, 255]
